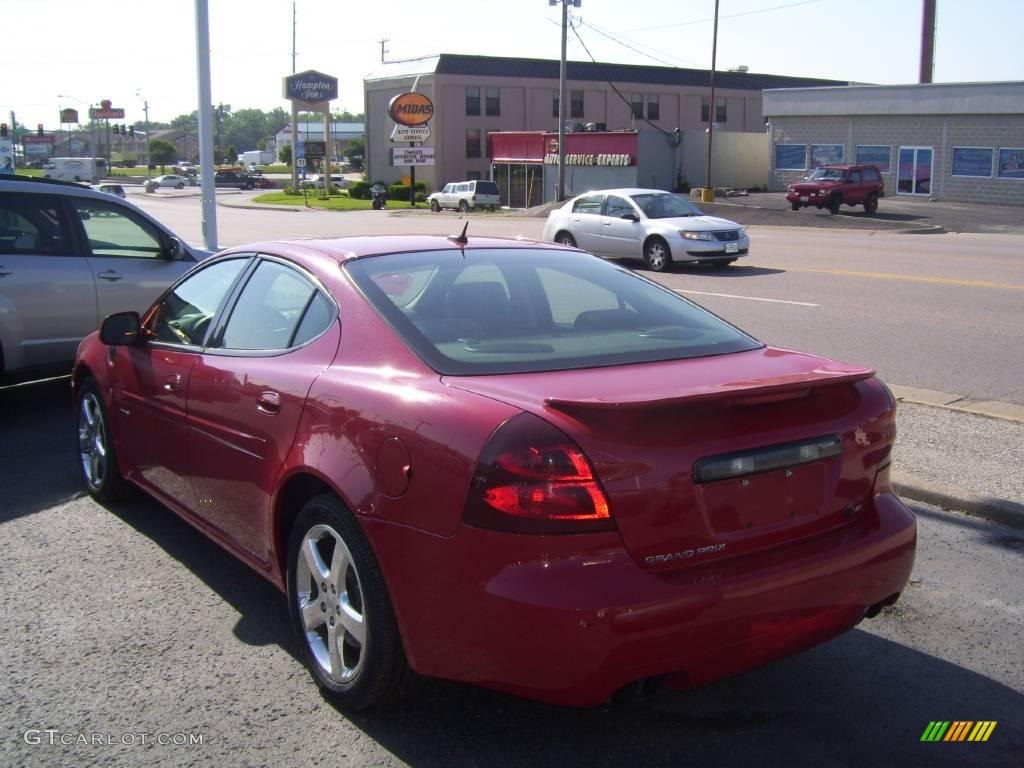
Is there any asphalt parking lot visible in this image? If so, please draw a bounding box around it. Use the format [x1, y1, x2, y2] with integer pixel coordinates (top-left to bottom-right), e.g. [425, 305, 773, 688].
[694, 191, 1024, 235]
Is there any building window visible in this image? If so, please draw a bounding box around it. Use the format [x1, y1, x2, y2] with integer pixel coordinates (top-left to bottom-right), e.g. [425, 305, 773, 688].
[951, 147, 994, 178]
[571, 90, 584, 119]
[646, 94, 660, 120]
[466, 129, 481, 158]
[856, 145, 892, 173]
[466, 86, 480, 116]
[702, 96, 727, 123]
[485, 87, 500, 117]
[775, 144, 806, 170]
[810, 144, 844, 167]
[631, 94, 644, 119]
[466, 170, 482, 180]
[997, 148, 1024, 179]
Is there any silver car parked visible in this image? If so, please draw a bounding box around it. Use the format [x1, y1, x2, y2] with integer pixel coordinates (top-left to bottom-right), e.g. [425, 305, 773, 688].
[0, 176, 212, 385]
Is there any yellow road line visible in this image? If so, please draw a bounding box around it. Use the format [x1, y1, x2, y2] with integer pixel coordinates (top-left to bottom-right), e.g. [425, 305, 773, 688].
[769, 266, 1024, 290]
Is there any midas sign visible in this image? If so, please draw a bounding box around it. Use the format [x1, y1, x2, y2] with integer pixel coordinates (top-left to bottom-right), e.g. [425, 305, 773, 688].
[389, 92, 434, 126]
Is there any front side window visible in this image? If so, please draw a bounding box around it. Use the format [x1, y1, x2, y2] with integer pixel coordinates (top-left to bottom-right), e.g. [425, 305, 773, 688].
[604, 196, 635, 219]
[571, 90, 584, 119]
[149, 258, 248, 346]
[466, 129, 482, 159]
[345, 248, 761, 375]
[465, 86, 480, 116]
[485, 87, 500, 116]
[220, 260, 330, 351]
[72, 199, 163, 259]
[0, 193, 71, 255]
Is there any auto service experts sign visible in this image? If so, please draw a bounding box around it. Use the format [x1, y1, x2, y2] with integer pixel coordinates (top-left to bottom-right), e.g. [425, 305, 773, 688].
[388, 93, 434, 127]
[284, 70, 338, 109]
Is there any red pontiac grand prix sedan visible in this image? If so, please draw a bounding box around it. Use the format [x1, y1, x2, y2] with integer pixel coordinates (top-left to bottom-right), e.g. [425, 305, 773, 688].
[73, 234, 916, 709]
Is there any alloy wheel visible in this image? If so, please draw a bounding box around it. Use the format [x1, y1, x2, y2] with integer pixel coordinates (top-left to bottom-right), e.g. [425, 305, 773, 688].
[78, 392, 108, 492]
[294, 523, 367, 685]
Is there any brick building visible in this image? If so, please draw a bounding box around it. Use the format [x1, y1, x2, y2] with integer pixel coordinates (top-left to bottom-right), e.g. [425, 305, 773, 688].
[364, 53, 843, 199]
[764, 81, 1024, 206]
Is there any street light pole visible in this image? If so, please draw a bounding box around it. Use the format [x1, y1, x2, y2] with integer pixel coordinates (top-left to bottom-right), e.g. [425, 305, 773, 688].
[704, 0, 720, 202]
[551, 0, 579, 202]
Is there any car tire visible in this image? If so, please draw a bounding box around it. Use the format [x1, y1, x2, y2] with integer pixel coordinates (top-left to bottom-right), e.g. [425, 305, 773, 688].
[790, 201, 800, 211]
[864, 193, 878, 214]
[430, 199, 440, 212]
[827, 195, 842, 215]
[458, 200, 469, 213]
[77, 378, 130, 503]
[176, 183, 184, 189]
[643, 237, 672, 272]
[287, 494, 415, 711]
[554, 231, 577, 247]
[74, 176, 82, 182]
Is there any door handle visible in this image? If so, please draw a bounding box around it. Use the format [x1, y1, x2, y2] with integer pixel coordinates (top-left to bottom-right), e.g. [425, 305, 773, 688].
[257, 391, 281, 414]
[163, 373, 183, 392]
[97, 270, 124, 281]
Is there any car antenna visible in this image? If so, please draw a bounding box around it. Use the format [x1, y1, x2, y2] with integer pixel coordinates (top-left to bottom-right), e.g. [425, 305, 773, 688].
[447, 221, 469, 247]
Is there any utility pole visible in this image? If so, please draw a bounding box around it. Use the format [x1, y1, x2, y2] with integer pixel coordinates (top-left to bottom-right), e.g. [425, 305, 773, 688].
[378, 38, 389, 63]
[143, 100, 151, 182]
[551, 0, 579, 202]
[704, 0, 720, 202]
[292, 1, 297, 74]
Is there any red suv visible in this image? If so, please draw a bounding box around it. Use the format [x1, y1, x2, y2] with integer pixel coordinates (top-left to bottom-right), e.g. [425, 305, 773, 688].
[787, 164, 884, 214]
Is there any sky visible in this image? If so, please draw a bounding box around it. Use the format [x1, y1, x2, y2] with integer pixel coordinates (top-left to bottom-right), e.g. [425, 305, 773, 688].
[4, 0, 1023, 131]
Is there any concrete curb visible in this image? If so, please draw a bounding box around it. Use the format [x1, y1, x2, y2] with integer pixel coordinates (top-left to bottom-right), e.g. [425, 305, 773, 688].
[890, 385, 1024, 424]
[893, 472, 1024, 530]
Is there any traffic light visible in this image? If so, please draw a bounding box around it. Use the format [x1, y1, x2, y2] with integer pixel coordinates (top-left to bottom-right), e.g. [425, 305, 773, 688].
[1, 123, 8, 137]
[112, 124, 119, 135]
[37, 124, 44, 136]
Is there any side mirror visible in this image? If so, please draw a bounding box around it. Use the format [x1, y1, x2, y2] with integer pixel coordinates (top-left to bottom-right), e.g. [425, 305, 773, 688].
[163, 236, 183, 260]
[100, 312, 142, 346]
[621, 213, 639, 222]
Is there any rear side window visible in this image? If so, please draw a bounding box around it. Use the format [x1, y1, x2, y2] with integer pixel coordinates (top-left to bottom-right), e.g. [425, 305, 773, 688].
[474, 181, 499, 195]
[220, 260, 331, 350]
[0, 193, 72, 255]
[346, 248, 761, 375]
[863, 168, 880, 182]
[572, 194, 603, 214]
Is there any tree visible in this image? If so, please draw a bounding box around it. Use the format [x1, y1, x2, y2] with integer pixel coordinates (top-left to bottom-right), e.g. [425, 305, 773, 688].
[346, 137, 364, 163]
[149, 139, 176, 171]
[279, 144, 292, 165]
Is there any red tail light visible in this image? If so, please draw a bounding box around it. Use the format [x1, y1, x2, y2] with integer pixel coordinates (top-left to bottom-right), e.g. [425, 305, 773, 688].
[464, 413, 615, 534]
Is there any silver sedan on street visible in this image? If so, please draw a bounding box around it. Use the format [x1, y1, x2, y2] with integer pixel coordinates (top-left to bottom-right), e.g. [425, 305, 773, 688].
[542, 188, 749, 271]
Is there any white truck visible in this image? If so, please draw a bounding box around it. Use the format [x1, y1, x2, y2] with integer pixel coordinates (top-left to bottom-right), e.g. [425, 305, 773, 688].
[44, 157, 108, 183]
[241, 150, 274, 168]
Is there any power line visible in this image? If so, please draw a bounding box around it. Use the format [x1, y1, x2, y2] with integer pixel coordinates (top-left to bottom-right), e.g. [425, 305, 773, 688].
[568, 19, 676, 140]
[580, 19, 707, 69]
[623, 0, 828, 33]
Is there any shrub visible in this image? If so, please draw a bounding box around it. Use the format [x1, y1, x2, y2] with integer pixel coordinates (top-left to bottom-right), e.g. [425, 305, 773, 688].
[386, 181, 427, 201]
[349, 181, 371, 199]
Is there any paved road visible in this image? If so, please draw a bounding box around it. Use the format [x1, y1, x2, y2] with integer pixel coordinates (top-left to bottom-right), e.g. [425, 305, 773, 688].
[0, 381, 1021, 768]
[128, 193, 1024, 405]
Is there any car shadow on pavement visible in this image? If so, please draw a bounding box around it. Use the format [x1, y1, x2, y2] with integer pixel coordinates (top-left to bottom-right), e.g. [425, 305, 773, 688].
[674, 264, 787, 277]
[0, 378, 84, 524]
[102, 495, 300, 658]
[336, 629, 1023, 767]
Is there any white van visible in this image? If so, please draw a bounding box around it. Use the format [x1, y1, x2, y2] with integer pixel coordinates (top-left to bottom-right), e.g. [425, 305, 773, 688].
[44, 157, 108, 183]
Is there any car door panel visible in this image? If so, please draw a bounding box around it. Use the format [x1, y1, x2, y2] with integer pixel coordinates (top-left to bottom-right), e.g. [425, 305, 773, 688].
[598, 196, 643, 257]
[0, 192, 97, 374]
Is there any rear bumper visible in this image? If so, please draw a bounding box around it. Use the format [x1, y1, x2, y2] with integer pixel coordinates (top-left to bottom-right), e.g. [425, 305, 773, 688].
[365, 491, 916, 707]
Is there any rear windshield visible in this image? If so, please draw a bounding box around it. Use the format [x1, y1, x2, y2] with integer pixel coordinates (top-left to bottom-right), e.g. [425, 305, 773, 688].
[474, 181, 499, 195]
[344, 248, 761, 375]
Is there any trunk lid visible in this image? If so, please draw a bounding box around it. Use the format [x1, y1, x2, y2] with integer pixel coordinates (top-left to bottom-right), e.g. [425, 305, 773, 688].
[445, 347, 895, 571]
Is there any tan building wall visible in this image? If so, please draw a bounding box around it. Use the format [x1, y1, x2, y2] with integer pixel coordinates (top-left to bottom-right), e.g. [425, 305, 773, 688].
[684, 131, 770, 190]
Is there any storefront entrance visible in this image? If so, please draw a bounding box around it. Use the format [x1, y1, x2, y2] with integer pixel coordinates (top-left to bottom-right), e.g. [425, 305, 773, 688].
[897, 146, 933, 195]
[493, 164, 544, 209]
